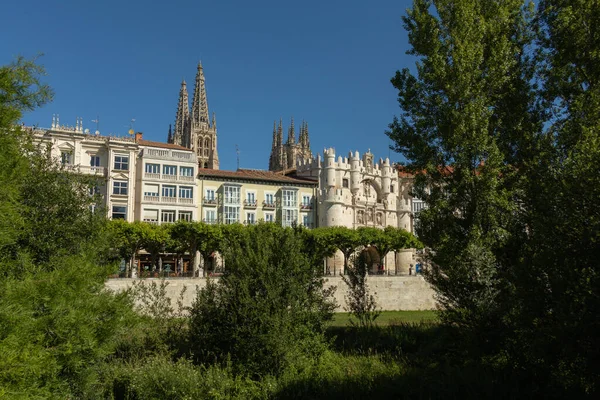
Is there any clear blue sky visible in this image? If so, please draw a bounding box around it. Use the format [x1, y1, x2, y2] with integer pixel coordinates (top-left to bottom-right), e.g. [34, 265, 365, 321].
[1, 0, 415, 171]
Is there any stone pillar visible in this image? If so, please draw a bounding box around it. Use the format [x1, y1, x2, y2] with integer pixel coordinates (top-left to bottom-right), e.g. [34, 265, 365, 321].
[395, 249, 414, 275]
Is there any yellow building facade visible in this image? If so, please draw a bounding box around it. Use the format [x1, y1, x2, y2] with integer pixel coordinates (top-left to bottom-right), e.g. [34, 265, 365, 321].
[197, 169, 318, 227]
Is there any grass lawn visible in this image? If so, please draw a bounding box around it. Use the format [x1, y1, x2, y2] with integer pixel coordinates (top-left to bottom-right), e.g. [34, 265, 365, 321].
[329, 310, 438, 327]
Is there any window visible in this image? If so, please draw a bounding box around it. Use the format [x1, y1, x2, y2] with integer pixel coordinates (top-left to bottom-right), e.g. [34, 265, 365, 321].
[224, 185, 240, 204]
[179, 186, 193, 199]
[265, 213, 274, 222]
[145, 163, 159, 174]
[303, 214, 310, 227]
[163, 165, 176, 176]
[265, 193, 274, 205]
[178, 211, 192, 222]
[143, 209, 159, 223]
[246, 212, 256, 225]
[302, 195, 311, 207]
[224, 206, 239, 224]
[112, 205, 127, 220]
[246, 192, 256, 203]
[342, 178, 349, 188]
[113, 181, 128, 195]
[114, 155, 129, 171]
[283, 209, 298, 227]
[205, 189, 215, 200]
[282, 189, 297, 207]
[61, 151, 72, 165]
[161, 210, 176, 223]
[180, 166, 194, 177]
[90, 155, 101, 167]
[143, 183, 159, 197]
[390, 184, 395, 193]
[162, 185, 176, 198]
[205, 209, 216, 223]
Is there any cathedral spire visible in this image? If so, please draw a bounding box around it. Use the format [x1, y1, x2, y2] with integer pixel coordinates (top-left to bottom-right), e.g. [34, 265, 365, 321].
[191, 61, 209, 126]
[173, 80, 190, 147]
[167, 124, 173, 144]
[212, 112, 217, 130]
[287, 116, 295, 144]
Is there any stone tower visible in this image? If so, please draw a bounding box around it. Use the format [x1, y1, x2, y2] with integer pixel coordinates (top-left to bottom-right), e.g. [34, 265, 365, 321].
[268, 117, 312, 172]
[168, 62, 219, 169]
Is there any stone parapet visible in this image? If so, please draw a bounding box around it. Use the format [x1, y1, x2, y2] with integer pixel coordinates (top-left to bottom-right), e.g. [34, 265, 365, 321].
[105, 276, 436, 312]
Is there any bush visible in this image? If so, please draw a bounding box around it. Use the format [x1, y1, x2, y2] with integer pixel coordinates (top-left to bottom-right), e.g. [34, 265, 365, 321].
[189, 223, 336, 376]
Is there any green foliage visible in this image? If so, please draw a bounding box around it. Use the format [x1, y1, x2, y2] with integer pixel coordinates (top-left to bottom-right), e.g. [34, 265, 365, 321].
[0, 258, 136, 398]
[189, 223, 336, 376]
[342, 252, 381, 328]
[388, 0, 600, 393]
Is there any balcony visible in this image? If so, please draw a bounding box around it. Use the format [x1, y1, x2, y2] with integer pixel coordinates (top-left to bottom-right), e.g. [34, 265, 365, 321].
[244, 199, 257, 208]
[203, 198, 217, 206]
[178, 198, 194, 205]
[300, 204, 313, 211]
[178, 175, 195, 182]
[78, 165, 107, 176]
[262, 201, 276, 209]
[142, 148, 194, 162]
[161, 196, 178, 204]
[162, 173, 178, 182]
[144, 172, 161, 180]
[143, 195, 160, 202]
[203, 219, 218, 225]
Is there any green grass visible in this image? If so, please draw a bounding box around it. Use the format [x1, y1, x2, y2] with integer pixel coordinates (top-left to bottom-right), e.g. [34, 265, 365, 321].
[328, 310, 438, 327]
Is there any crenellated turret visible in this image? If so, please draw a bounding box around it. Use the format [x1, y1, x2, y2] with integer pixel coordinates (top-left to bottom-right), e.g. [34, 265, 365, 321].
[350, 150, 360, 193]
[324, 148, 336, 189]
[381, 157, 391, 195]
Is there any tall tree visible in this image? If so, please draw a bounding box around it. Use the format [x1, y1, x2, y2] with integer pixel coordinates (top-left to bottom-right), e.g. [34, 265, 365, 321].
[387, 0, 538, 340]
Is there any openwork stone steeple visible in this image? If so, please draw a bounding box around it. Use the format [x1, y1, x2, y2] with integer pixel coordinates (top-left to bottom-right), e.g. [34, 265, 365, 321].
[168, 62, 219, 169]
[269, 117, 312, 172]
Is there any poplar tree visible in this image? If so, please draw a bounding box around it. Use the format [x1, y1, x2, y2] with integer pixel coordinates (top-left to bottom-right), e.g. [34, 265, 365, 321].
[387, 0, 539, 340]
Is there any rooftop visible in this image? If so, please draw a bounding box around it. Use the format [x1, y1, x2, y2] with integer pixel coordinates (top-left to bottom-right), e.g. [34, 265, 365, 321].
[198, 168, 318, 185]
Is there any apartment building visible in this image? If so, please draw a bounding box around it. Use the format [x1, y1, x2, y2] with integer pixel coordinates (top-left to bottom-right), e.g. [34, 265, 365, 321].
[134, 134, 198, 224]
[197, 169, 318, 227]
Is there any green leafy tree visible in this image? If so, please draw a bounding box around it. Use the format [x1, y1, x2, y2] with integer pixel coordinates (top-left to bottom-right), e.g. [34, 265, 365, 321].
[141, 223, 170, 272]
[342, 251, 381, 328]
[189, 223, 336, 376]
[328, 226, 361, 272]
[0, 57, 137, 398]
[107, 220, 146, 277]
[387, 0, 538, 343]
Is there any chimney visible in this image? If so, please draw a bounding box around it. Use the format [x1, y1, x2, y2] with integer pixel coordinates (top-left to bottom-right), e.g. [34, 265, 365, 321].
[135, 131, 143, 143]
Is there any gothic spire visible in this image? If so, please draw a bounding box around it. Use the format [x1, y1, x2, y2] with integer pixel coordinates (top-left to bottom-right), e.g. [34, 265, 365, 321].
[277, 118, 283, 148]
[167, 124, 173, 144]
[211, 112, 217, 130]
[287, 116, 295, 144]
[191, 61, 209, 126]
[173, 80, 190, 147]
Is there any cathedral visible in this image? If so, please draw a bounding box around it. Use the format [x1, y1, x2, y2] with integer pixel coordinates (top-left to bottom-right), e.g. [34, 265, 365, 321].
[168, 62, 219, 169]
[268, 117, 312, 172]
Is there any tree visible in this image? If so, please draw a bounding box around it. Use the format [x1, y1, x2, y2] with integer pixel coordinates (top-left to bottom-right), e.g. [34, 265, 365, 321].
[189, 223, 336, 376]
[387, 0, 538, 342]
[342, 251, 381, 328]
[328, 226, 361, 273]
[141, 223, 170, 273]
[0, 58, 137, 397]
[107, 220, 146, 277]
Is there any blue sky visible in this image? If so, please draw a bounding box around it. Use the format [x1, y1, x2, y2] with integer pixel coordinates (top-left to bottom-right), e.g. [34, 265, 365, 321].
[1, 0, 415, 171]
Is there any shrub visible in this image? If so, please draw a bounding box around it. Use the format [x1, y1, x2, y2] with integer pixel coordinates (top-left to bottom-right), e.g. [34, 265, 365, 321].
[189, 223, 336, 376]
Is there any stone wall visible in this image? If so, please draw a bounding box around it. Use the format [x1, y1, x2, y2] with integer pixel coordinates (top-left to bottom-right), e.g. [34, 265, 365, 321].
[105, 275, 436, 312]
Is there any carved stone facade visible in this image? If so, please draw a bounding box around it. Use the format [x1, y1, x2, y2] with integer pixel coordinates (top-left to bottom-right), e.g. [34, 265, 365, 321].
[268, 117, 312, 172]
[168, 62, 219, 170]
[294, 148, 413, 232]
